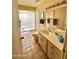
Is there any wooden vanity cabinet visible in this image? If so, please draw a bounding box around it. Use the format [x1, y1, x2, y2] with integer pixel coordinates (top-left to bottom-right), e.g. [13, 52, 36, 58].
[38, 32, 63, 59]
[38, 33, 48, 54]
[47, 41, 62, 59]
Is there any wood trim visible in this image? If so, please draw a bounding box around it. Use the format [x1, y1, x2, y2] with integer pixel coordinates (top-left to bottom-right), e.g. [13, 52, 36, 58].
[45, 0, 67, 10]
[18, 5, 36, 11]
[62, 30, 67, 59]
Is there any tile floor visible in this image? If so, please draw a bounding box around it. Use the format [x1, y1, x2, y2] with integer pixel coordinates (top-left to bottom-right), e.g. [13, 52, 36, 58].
[21, 31, 48, 59]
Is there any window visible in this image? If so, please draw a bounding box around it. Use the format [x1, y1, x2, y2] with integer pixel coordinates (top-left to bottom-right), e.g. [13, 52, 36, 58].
[19, 10, 35, 32]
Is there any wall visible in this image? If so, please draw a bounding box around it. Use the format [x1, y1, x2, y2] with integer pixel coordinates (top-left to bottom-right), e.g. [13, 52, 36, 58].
[36, 0, 66, 30]
[54, 7, 66, 30]
[12, 0, 22, 59]
[18, 5, 36, 11]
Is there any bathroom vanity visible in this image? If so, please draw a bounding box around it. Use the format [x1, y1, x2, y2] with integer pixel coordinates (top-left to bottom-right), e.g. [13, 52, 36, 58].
[38, 29, 66, 59]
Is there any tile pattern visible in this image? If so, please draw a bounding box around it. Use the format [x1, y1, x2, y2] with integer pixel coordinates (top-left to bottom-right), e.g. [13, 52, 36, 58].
[21, 31, 48, 59]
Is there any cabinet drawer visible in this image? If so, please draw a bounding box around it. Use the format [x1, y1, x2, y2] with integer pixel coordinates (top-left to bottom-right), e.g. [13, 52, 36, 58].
[48, 41, 62, 58]
[54, 51, 61, 59]
[48, 41, 55, 51]
[47, 49, 54, 59]
[54, 45, 62, 57]
[48, 48, 61, 59]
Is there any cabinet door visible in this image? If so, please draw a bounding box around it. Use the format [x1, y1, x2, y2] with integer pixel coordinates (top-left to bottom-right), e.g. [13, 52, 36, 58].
[38, 33, 48, 54]
[47, 41, 61, 59]
[47, 46, 54, 59]
[42, 38, 48, 53]
[39, 37, 42, 46]
[47, 41, 54, 59]
[38, 33, 42, 46]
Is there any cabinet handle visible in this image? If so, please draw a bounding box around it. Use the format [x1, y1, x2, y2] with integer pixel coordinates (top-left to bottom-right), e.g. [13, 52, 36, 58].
[52, 51, 54, 54]
[20, 37, 24, 40]
[52, 46, 54, 49]
[63, 49, 65, 53]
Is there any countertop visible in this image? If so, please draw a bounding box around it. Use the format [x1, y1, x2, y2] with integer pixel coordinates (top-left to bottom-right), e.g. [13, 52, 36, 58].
[38, 30, 64, 51]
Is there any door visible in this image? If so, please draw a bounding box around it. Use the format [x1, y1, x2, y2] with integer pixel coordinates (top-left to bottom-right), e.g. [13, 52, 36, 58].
[12, 0, 22, 59]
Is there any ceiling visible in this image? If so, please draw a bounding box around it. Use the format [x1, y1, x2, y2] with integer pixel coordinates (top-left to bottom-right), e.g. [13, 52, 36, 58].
[18, 0, 45, 7]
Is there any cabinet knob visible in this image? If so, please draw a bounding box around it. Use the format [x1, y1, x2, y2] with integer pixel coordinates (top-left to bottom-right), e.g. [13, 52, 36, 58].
[63, 49, 65, 53]
[52, 52, 54, 54]
[20, 37, 24, 40]
[52, 46, 54, 49]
